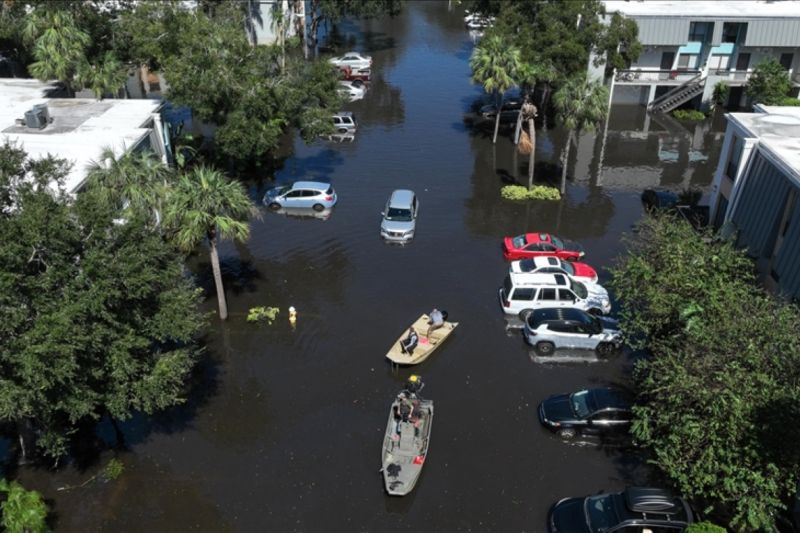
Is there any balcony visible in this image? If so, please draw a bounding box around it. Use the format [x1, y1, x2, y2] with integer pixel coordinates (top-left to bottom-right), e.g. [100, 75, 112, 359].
[615, 69, 703, 85]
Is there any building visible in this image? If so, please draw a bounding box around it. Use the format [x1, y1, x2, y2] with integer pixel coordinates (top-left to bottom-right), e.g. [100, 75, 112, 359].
[708, 104, 800, 301]
[0, 79, 171, 194]
[599, 1, 800, 112]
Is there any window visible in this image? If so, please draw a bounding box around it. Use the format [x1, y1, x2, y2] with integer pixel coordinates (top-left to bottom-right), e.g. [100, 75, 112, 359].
[538, 288, 557, 301]
[708, 54, 729, 70]
[689, 21, 713, 42]
[677, 54, 693, 69]
[286, 190, 304, 198]
[558, 289, 575, 302]
[726, 136, 744, 180]
[512, 288, 535, 301]
[736, 53, 750, 71]
[722, 22, 747, 44]
[547, 322, 573, 333]
[780, 53, 794, 70]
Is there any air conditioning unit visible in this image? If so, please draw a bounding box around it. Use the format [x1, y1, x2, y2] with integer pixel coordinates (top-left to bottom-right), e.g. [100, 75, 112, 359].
[24, 103, 50, 130]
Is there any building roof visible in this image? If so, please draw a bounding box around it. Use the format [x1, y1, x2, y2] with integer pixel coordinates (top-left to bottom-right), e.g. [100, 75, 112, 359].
[603, 0, 800, 19]
[0, 79, 161, 193]
[727, 106, 800, 184]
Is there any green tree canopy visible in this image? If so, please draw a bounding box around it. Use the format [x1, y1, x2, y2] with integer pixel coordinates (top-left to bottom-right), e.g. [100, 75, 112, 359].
[746, 59, 792, 106]
[611, 215, 800, 530]
[0, 142, 204, 461]
[470, 34, 521, 144]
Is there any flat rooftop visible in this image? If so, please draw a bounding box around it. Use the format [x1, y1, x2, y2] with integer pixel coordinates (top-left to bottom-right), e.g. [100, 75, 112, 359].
[0, 79, 161, 193]
[603, 1, 800, 19]
[728, 106, 800, 183]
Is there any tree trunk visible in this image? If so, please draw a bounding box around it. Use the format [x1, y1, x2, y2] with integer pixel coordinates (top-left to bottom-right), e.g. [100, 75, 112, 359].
[492, 109, 501, 144]
[17, 418, 35, 465]
[109, 416, 126, 449]
[209, 232, 228, 320]
[527, 118, 536, 190]
[560, 131, 574, 195]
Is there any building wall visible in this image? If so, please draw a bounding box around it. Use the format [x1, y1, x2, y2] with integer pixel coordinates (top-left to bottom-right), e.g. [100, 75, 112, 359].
[633, 17, 691, 45]
[745, 19, 800, 47]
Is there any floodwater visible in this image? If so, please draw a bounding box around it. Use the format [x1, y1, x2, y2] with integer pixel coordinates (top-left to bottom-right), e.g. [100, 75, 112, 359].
[20, 2, 726, 531]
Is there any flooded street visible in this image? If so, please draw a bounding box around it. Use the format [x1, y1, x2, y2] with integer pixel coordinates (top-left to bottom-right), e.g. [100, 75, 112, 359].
[27, 2, 726, 531]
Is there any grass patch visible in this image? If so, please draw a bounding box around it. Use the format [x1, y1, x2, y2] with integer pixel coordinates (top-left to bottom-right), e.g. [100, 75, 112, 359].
[501, 185, 561, 201]
[671, 109, 706, 121]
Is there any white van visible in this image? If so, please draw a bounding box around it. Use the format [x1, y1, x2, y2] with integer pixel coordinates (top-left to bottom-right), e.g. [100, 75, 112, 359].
[498, 272, 611, 318]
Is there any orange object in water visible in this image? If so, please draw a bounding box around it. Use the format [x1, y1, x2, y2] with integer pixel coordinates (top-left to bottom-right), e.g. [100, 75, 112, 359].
[413, 455, 425, 465]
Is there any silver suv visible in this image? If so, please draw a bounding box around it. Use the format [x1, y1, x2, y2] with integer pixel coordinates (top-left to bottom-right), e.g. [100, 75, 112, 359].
[333, 112, 357, 133]
[380, 189, 418, 243]
[523, 307, 622, 356]
[263, 181, 338, 212]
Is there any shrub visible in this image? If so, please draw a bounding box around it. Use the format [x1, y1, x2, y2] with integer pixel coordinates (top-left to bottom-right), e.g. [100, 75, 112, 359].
[247, 306, 280, 324]
[712, 81, 730, 107]
[672, 109, 706, 121]
[500, 184, 560, 201]
[687, 522, 727, 533]
[780, 96, 800, 106]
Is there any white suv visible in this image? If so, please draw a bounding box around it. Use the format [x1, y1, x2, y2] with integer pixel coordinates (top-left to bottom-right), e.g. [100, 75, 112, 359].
[498, 272, 611, 318]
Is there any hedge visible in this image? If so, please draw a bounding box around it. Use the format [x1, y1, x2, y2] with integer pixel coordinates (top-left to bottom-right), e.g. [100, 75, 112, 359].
[500, 185, 561, 201]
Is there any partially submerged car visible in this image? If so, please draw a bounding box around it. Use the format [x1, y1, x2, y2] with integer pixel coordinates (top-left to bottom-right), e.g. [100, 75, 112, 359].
[381, 189, 419, 243]
[538, 387, 631, 439]
[510, 256, 598, 284]
[263, 181, 338, 212]
[499, 272, 612, 317]
[523, 307, 621, 356]
[338, 81, 366, 102]
[502, 233, 585, 261]
[549, 487, 695, 533]
[329, 51, 372, 70]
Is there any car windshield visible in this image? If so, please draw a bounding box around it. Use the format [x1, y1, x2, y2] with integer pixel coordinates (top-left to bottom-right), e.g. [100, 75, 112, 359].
[570, 390, 593, 418]
[571, 279, 588, 299]
[512, 235, 527, 248]
[560, 260, 575, 276]
[584, 494, 619, 532]
[386, 207, 412, 222]
[549, 235, 565, 249]
[271, 186, 290, 196]
[519, 259, 536, 272]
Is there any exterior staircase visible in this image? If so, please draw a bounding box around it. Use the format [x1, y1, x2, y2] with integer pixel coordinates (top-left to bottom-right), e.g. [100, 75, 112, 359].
[648, 73, 706, 113]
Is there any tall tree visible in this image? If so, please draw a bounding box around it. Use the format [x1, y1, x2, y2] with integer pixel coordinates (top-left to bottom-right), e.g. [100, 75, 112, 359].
[76, 51, 128, 100]
[86, 147, 171, 226]
[0, 142, 204, 462]
[746, 59, 792, 106]
[164, 166, 258, 320]
[553, 74, 608, 194]
[612, 215, 800, 530]
[597, 11, 642, 79]
[23, 10, 90, 96]
[470, 34, 520, 144]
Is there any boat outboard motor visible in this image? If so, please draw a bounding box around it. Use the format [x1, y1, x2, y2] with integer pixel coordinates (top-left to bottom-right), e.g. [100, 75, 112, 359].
[406, 374, 424, 395]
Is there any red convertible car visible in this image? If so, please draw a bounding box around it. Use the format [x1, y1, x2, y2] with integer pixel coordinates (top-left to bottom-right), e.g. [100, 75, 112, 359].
[502, 233, 585, 261]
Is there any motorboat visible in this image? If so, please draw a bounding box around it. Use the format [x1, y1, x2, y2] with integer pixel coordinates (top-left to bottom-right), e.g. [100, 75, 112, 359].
[381, 375, 433, 496]
[385, 313, 458, 365]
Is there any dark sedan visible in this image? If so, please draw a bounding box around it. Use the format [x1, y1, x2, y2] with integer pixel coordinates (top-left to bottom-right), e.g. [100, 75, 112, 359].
[538, 387, 632, 440]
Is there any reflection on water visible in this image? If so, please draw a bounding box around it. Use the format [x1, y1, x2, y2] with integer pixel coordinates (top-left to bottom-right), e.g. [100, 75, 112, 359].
[28, 2, 728, 531]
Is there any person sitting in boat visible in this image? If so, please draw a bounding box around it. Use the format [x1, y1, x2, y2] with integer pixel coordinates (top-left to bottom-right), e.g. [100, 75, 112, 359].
[426, 308, 447, 338]
[400, 327, 418, 355]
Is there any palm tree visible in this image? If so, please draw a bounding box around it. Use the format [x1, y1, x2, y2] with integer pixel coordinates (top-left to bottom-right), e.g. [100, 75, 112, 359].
[520, 99, 538, 190]
[164, 166, 259, 320]
[78, 52, 128, 100]
[516, 63, 543, 189]
[553, 75, 609, 195]
[271, 1, 288, 72]
[24, 10, 90, 97]
[87, 148, 171, 226]
[470, 35, 520, 144]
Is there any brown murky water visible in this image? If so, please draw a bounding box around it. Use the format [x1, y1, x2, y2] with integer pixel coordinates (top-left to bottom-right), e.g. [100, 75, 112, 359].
[19, 2, 725, 531]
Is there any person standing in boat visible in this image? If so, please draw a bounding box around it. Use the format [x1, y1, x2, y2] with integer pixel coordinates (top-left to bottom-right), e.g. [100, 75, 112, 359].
[426, 308, 447, 339]
[400, 327, 418, 355]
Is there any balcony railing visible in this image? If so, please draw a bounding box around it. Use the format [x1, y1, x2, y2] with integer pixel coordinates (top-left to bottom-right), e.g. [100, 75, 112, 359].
[615, 69, 703, 83]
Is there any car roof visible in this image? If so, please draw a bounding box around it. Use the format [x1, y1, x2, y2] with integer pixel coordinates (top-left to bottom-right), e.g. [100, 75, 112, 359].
[508, 272, 567, 286]
[289, 181, 331, 191]
[388, 189, 415, 208]
[520, 233, 553, 245]
[333, 111, 354, 118]
[530, 256, 562, 267]
[590, 388, 632, 411]
[529, 307, 590, 326]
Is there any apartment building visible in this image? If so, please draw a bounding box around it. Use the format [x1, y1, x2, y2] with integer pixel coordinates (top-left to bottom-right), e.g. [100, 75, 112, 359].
[598, 1, 800, 112]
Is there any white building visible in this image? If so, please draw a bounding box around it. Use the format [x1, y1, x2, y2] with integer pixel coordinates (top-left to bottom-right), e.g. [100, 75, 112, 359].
[0, 79, 171, 194]
[708, 105, 800, 301]
[600, 1, 800, 112]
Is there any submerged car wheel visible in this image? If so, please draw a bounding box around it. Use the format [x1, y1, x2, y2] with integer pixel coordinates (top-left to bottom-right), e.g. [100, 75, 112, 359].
[338, 128, 348, 133]
[596, 342, 613, 356]
[558, 428, 576, 440]
[535, 341, 555, 356]
[268, 202, 281, 211]
[312, 203, 325, 212]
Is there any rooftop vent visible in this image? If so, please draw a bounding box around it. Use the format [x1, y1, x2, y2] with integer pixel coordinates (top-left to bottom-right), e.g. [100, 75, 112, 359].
[24, 103, 51, 130]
